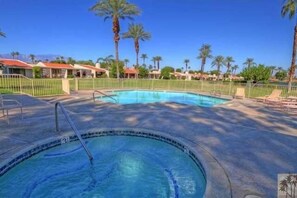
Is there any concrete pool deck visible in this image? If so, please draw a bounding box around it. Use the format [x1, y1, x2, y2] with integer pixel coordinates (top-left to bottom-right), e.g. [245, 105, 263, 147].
[0, 92, 296, 197]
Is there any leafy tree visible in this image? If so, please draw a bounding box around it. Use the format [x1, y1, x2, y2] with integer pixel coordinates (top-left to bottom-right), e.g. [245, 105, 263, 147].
[176, 68, 182, 72]
[32, 67, 42, 78]
[110, 60, 124, 78]
[76, 60, 95, 66]
[243, 58, 256, 68]
[275, 70, 287, 80]
[211, 56, 224, 74]
[122, 23, 151, 67]
[0, 30, 6, 38]
[240, 64, 271, 82]
[141, 54, 148, 65]
[224, 56, 235, 73]
[29, 54, 36, 63]
[138, 66, 149, 78]
[67, 57, 76, 65]
[189, 70, 195, 74]
[161, 66, 174, 79]
[90, 0, 140, 79]
[282, 0, 297, 92]
[197, 44, 212, 72]
[210, 70, 219, 75]
[155, 56, 162, 70]
[268, 66, 277, 77]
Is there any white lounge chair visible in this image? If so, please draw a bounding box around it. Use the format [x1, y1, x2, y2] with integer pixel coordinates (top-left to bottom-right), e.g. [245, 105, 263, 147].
[0, 94, 23, 124]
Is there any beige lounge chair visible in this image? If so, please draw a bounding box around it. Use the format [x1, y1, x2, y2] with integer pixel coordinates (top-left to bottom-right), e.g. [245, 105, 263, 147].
[234, 88, 245, 99]
[256, 89, 282, 102]
[0, 94, 23, 124]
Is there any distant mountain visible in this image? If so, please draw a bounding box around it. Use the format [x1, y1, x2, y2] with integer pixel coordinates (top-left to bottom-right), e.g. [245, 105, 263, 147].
[0, 53, 65, 63]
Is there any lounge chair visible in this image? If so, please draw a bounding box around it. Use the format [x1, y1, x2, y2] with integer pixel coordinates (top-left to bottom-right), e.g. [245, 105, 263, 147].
[0, 94, 23, 124]
[234, 88, 245, 99]
[256, 89, 282, 102]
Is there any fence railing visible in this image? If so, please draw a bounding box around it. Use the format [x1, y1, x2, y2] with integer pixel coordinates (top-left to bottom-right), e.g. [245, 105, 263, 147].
[1, 75, 297, 98]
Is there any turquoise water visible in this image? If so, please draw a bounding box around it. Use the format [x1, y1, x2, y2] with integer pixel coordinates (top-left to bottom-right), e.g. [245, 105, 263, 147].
[99, 90, 227, 107]
[0, 136, 206, 198]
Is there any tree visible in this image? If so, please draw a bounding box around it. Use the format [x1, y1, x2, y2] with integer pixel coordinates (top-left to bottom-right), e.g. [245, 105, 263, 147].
[97, 55, 114, 69]
[110, 60, 124, 78]
[138, 66, 149, 78]
[161, 66, 174, 79]
[231, 65, 239, 75]
[29, 54, 36, 63]
[76, 60, 95, 66]
[240, 64, 271, 82]
[141, 54, 148, 65]
[0, 30, 6, 38]
[282, 0, 297, 92]
[15, 52, 20, 59]
[268, 66, 277, 77]
[32, 67, 42, 78]
[243, 58, 256, 68]
[197, 44, 212, 73]
[90, 0, 140, 79]
[183, 59, 190, 72]
[176, 68, 182, 72]
[11, 52, 16, 59]
[124, 59, 129, 67]
[275, 70, 287, 80]
[122, 23, 151, 67]
[225, 56, 235, 73]
[67, 57, 76, 65]
[155, 56, 162, 70]
[211, 56, 224, 74]
[152, 56, 157, 69]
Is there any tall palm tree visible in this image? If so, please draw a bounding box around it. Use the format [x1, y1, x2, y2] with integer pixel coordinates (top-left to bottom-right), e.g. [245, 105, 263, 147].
[282, 0, 297, 92]
[141, 54, 148, 65]
[124, 59, 129, 67]
[0, 29, 6, 38]
[15, 52, 20, 59]
[197, 44, 212, 73]
[225, 56, 235, 73]
[97, 55, 114, 63]
[29, 54, 36, 63]
[232, 65, 239, 75]
[155, 56, 162, 70]
[211, 56, 224, 74]
[152, 56, 157, 69]
[60, 56, 64, 63]
[90, 0, 140, 79]
[184, 59, 190, 72]
[122, 24, 151, 67]
[11, 52, 16, 59]
[243, 58, 256, 68]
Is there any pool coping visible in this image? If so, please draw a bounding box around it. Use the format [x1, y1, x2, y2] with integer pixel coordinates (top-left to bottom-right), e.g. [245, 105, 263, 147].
[0, 128, 232, 198]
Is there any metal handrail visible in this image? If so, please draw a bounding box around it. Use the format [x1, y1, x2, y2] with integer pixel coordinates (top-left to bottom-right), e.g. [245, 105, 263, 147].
[93, 90, 118, 103]
[55, 102, 93, 162]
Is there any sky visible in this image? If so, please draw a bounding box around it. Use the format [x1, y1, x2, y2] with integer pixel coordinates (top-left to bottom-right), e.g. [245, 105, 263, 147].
[0, 0, 295, 72]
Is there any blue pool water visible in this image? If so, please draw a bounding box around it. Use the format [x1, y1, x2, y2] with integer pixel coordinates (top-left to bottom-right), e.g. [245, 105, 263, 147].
[0, 136, 206, 198]
[99, 90, 227, 107]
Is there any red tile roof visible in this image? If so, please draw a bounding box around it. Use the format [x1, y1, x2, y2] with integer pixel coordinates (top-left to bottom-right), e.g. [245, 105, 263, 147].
[0, 59, 32, 69]
[124, 67, 138, 74]
[42, 62, 73, 69]
[82, 65, 106, 72]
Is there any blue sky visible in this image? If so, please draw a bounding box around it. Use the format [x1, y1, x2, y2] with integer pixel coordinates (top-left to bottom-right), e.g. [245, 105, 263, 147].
[0, 0, 294, 72]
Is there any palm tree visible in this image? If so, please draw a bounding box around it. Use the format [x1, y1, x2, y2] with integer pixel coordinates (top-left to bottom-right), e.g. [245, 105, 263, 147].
[197, 44, 212, 73]
[152, 56, 157, 69]
[0, 29, 6, 38]
[141, 54, 148, 65]
[184, 59, 190, 72]
[90, 0, 140, 79]
[232, 65, 239, 75]
[60, 56, 64, 63]
[15, 52, 20, 59]
[225, 56, 235, 73]
[243, 58, 256, 68]
[155, 56, 162, 70]
[124, 59, 129, 67]
[29, 54, 36, 63]
[282, 0, 297, 92]
[11, 52, 16, 59]
[122, 24, 151, 67]
[97, 55, 114, 63]
[211, 56, 224, 74]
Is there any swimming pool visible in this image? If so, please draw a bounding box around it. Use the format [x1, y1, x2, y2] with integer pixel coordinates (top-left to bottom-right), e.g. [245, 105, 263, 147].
[0, 134, 206, 197]
[98, 90, 228, 107]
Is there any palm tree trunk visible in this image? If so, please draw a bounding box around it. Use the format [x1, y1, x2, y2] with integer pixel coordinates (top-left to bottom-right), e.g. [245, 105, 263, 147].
[288, 25, 297, 93]
[201, 59, 205, 73]
[113, 16, 120, 79]
[135, 40, 139, 67]
[157, 61, 160, 70]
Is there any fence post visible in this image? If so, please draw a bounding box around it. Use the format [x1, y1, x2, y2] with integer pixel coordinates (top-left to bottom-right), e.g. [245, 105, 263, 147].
[19, 76, 23, 94]
[228, 81, 232, 96]
[92, 78, 95, 90]
[75, 78, 78, 91]
[247, 81, 251, 98]
[31, 79, 35, 96]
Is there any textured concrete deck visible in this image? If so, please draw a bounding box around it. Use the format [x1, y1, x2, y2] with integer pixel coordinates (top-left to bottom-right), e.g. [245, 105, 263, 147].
[0, 92, 296, 197]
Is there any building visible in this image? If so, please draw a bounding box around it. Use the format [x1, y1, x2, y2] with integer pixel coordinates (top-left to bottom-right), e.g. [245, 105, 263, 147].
[77, 64, 109, 78]
[148, 69, 161, 79]
[36, 62, 74, 78]
[124, 67, 138, 79]
[0, 58, 33, 77]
